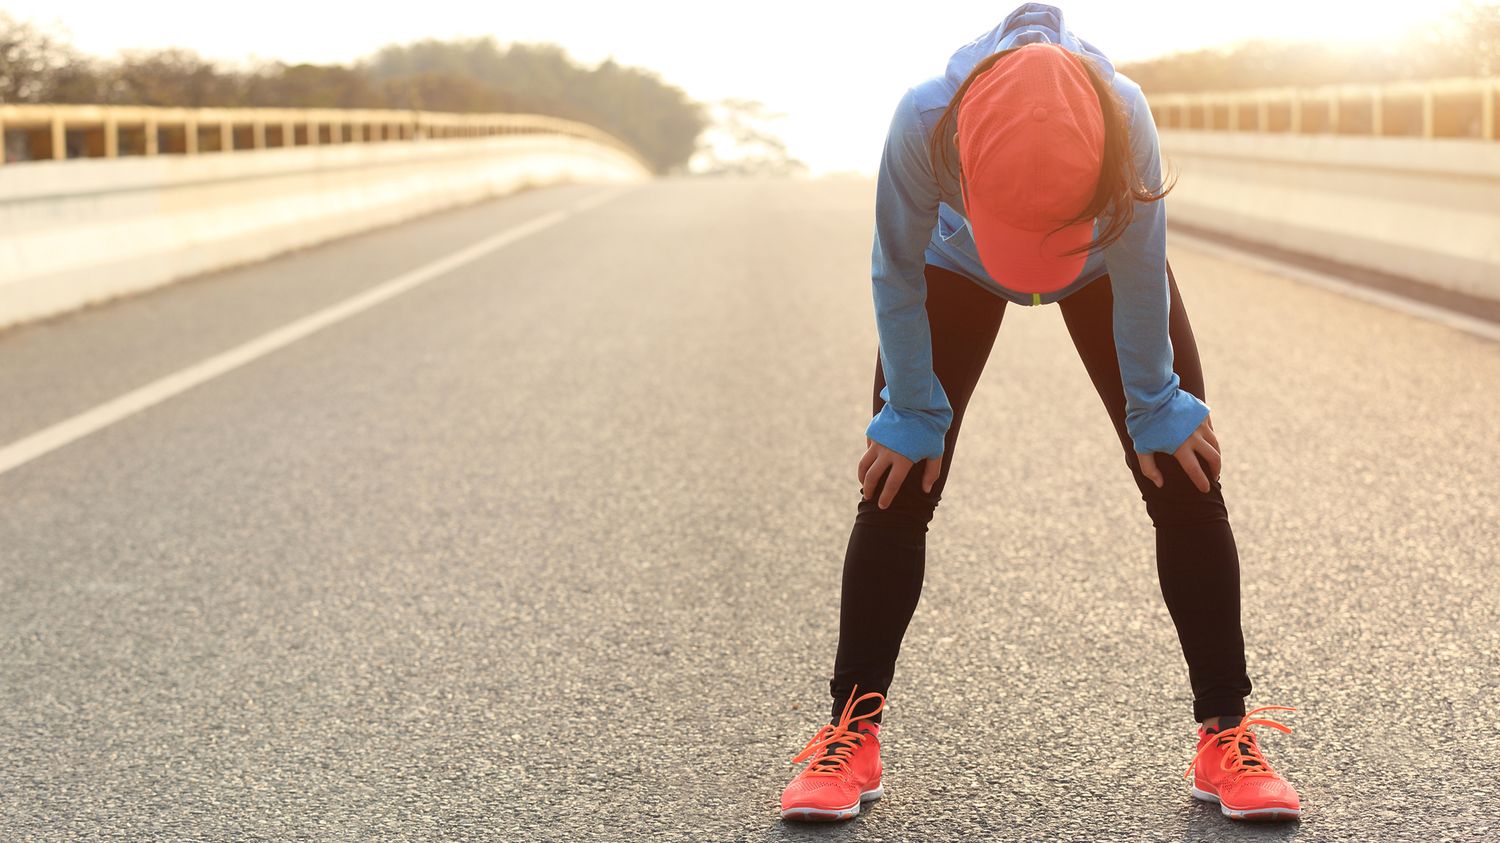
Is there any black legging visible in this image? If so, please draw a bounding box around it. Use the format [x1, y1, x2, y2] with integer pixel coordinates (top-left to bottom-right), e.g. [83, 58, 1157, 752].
[830, 262, 1253, 725]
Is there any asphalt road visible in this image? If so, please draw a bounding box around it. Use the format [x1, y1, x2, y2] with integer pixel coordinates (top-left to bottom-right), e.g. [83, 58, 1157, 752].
[2, 179, 1497, 842]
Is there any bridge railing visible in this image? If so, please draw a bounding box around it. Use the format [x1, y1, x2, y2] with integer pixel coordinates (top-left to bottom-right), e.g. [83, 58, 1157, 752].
[0, 103, 649, 170]
[1152, 75, 1500, 301]
[1149, 77, 1499, 141]
[0, 102, 651, 330]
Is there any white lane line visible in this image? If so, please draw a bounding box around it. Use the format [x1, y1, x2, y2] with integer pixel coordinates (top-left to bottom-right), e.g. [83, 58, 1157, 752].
[0, 185, 637, 477]
[1173, 232, 1500, 344]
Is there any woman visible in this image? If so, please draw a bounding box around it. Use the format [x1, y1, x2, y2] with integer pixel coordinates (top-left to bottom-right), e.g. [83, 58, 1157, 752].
[778, 4, 1301, 825]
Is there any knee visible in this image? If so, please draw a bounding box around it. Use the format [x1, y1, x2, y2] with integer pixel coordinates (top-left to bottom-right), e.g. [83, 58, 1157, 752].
[1125, 450, 1230, 527]
[1141, 483, 1229, 528]
[855, 474, 940, 531]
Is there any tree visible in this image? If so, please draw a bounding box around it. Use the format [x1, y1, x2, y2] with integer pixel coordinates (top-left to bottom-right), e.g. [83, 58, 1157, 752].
[691, 98, 807, 177]
[1120, 2, 1500, 93]
[108, 47, 239, 107]
[0, 12, 86, 103]
[1456, 0, 1500, 76]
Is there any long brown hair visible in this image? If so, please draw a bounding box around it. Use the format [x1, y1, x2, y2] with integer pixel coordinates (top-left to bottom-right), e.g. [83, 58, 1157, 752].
[928, 47, 1174, 256]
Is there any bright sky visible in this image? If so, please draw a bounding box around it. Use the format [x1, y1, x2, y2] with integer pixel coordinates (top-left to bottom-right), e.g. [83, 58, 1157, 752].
[9, 0, 1469, 174]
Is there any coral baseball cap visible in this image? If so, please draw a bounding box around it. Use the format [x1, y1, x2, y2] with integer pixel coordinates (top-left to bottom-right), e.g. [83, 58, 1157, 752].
[956, 42, 1105, 294]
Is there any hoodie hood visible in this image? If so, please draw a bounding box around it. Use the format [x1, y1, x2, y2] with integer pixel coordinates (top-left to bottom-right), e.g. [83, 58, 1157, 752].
[944, 3, 1115, 90]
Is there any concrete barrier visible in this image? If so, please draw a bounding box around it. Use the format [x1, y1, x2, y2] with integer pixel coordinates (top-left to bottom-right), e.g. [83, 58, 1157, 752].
[0, 128, 649, 329]
[1159, 129, 1500, 300]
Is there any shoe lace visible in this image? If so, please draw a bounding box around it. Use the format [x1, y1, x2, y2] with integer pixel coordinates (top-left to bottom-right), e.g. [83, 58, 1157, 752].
[1184, 705, 1295, 780]
[790, 685, 886, 778]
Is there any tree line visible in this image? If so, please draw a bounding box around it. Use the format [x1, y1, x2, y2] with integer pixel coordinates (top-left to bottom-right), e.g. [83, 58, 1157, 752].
[1120, 0, 1500, 93]
[0, 14, 705, 173]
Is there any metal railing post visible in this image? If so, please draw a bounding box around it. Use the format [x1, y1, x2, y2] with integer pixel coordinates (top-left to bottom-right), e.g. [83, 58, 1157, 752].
[1482, 79, 1494, 141]
[51, 111, 66, 159]
[104, 113, 119, 158]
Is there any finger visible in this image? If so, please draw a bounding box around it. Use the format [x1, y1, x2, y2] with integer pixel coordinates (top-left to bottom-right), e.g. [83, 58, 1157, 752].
[1201, 422, 1220, 455]
[861, 454, 888, 501]
[878, 460, 913, 509]
[922, 457, 942, 494]
[858, 444, 878, 485]
[1138, 452, 1164, 488]
[1177, 449, 1211, 494]
[1196, 436, 1222, 482]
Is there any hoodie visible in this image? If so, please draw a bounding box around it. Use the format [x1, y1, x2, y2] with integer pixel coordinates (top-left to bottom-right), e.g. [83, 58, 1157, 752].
[864, 3, 1211, 464]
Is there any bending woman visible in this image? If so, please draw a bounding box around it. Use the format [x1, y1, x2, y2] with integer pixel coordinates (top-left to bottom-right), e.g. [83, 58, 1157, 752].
[779, 3, 1300, 825]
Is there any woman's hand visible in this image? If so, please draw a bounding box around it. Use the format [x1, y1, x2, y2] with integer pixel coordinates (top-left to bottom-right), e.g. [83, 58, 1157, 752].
[860, 438, 942, 509]
[1137, 413, 1221, 493]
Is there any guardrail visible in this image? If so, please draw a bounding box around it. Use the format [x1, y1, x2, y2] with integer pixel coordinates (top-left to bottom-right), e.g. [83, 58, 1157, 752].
[0, 103, 649, 170]
[1149, 77, 1499, 141]
[0, 104, 651, 330]
[1157, 128, 1500, 300]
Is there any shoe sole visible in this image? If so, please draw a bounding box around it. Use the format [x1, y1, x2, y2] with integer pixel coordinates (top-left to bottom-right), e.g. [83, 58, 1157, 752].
[1191, 782, 1301, 822]
[780, 785, 883, 822]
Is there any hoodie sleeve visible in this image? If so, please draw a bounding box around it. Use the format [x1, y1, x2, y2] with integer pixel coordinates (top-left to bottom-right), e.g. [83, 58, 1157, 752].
[1100, 87, 1211, 455]
[864, 87, 952, 464]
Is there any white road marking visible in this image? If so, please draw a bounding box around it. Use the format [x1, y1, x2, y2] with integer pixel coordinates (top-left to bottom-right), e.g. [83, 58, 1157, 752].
[1173, 232, 1500, 344]
[0, 186, 636, 477]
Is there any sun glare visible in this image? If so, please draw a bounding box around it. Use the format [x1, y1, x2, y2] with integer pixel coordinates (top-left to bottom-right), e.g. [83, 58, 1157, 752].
[2, 0, 1486, 174]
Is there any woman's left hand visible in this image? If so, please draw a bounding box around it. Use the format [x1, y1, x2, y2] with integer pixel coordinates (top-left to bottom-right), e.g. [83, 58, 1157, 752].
[1137, 413, 1221, 493]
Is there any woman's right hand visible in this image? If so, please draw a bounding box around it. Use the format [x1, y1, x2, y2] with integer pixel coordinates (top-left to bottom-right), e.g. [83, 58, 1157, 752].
[860, 438, 943, 509]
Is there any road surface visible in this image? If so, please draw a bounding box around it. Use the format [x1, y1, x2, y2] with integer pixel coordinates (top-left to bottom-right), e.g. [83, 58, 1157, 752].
[2, 179, 1497, 841]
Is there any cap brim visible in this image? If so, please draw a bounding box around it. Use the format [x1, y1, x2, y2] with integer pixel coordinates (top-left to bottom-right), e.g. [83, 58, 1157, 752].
[968, 211, 1094, 294]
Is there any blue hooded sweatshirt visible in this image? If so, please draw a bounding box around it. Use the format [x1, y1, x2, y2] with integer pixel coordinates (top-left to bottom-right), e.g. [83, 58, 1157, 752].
[865, 3, 1211, 464]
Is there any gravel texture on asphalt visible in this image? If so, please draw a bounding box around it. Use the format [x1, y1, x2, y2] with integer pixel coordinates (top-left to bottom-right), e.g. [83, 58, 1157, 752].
[2, 179, 1497, 841]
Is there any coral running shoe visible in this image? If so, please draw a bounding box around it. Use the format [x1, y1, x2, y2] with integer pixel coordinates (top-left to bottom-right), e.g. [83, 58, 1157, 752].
[779, 687, 886, 822]
[1186, 705, 1302, 821]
